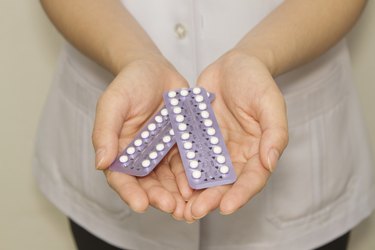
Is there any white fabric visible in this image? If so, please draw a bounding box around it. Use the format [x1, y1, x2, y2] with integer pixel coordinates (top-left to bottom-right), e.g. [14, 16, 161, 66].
[33, 0, 375, 249]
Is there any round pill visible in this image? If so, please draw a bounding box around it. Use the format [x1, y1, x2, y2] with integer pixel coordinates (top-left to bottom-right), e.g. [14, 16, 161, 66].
[155, 115, 163, 123]
[189, 160, 199, 169]
[181, 132, 190, 140]
[168, 91, 177, 98]
[183, 141, 193, 150]
[156, 143, 165, 151]
[216, 155, 226, 164]
[169, 129, 175, 136]
[192, 170, 202, 179]
[204, 119, 213, 127]
[192, 87, 201, 94]
[219, 165, 229, 174]
[170, 98, 179, 106]
[162, 135, 171, 143]
[142, 159, 151, 168]
[141, 131, 150, 139]
[126, 147, 136, 155]
[173, 106, 182, 114]
[201, 111, 209, 119]
[119, 155, 128, 163]
[148, 123, 156, 131]
[175, 114, 184, 122]
[186, 151, 195, 159]
[195, 95, 204, 103]
[161, 108, 168, 116]
[180, 89, 189, 96]
[134, 139, 143, 147]
[149, 151, 158, 160]
[210, 136, 219, 145]
[207, 127, 216, 136]
[198, 103, 207, 110]
[178, 123, 187, 131]
[213, 146, 222, 154]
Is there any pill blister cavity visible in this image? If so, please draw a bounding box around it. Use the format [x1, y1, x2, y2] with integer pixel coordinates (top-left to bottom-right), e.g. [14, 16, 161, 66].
[126, 147, 136, 155]
[219, 165, 229, 174]
[192, 170, 202, 179]
[168, 91, 177, 98]
[173, 107, 182, 114]
[119, 155, 129, 163]
[192, 87, 201, 95]
[161, 108, 168, 116]
[178, 123, 187, 131]
[142, 159, 151, 168]
[175, 114, 184, 122]
[186, 151, 195, 159]
[213, 146, 222, 154]
[180, 89, 189, 96]
[149, 151, 158, 160]
[183, 141, 193, 150]
[204, 119, 213, 127]
[210, 136, 219, 145]
[170, 98, 179, 106]
[155, 115, 163, 123]
[207, 127, 216, 136]
[216, 155, 226, 164]
[195, 95, 204, 103]
[189, 160, 199, 169]
[169, 128, 175, 136]
[198, 103, 207, 110]
[148, 123, 156, 131]
[201, 111, 209, 119]
[141, 131, 150, 139]
[156, 143, 165, 151]
[134, 139, 143, 147]
[162, 135, 171, 143]
[181, 132, 190, 140]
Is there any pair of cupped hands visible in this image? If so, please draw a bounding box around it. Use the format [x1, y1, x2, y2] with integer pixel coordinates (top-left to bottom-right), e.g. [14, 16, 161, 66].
[92, 49, 288, 223]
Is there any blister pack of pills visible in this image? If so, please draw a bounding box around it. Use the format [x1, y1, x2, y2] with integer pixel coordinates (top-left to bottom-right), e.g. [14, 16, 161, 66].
[163, 87, 236, 189]
[109, 91, 215, 177]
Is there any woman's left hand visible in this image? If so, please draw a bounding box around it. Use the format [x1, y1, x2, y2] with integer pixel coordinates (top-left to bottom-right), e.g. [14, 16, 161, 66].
[171, 50, 289, 222]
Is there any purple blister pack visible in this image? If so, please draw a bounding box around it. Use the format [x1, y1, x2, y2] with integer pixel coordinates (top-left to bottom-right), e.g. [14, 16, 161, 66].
[163, 87, 237, 189]
[109, 92, 215, 177]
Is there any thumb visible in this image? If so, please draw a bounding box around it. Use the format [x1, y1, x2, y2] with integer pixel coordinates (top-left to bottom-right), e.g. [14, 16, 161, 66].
[258, 88, 288, 172]
[92, 90, 130, 170]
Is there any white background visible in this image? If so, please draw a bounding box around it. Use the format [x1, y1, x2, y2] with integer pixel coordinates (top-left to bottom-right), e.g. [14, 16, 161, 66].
[0, 1, 374, 249]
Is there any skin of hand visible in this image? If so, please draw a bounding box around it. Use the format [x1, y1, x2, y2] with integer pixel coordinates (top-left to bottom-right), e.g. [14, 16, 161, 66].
[92, 55, 189, 219]
[170, 50, 288, 222]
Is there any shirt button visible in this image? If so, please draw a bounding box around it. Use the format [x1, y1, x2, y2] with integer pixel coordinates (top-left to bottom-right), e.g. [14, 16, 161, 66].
[175, 23, 187, 39]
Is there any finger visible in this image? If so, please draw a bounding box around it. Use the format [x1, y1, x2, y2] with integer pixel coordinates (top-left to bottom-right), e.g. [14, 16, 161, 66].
[138, 173, 176, 214]
[104, 170, 149, 213]
[258, 87, 288, 172]
[220, 155, 270, 215]
[190, 185, 230, 220]
[169, 150, 193, 200]
[92, 89, 131, 170]
[154, 162, 186, 220]
[184, 192, 200, 223]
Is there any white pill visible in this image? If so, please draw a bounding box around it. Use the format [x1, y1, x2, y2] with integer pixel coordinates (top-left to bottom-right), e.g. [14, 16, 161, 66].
[134, 139, 143, 147]
[149, 151, 158, 160]
[192, 170, 202, 179]
[178, 123, 187, 131]
[173, 106, 182, 114]
[170, 98, 179, 106]
[210, 136, 219, 145]
[161, 108, 168, 116]
[141, 131, 150, 139]
[186, 151, 195, 159]
[169, 129, 175, 136]
[126, 147, 136, 155]
[201, 111, 209, 119]
[192, 87, 201, 94]
[181, 132, 190, 140]
[204, 119, 213, 127]
[195, 95, 204, 103]
[162, 135, 171, 143]
[219, 165, 229, 174]
[198, 103, 207, 110]
[175, 114, 184, 122]
[156, 143, 165, 151]
[189, 160, 199, 169]
[207, 127, 216, 136]
[148, 123, 156, 131]
[216, 155, 226, 164]
[183, 141, 193, 150]
[119, 155, 128, 163]
[142, 159, 151, 168]
[180, 89, 189, 96]
[155, 115, 163, 123]
[168, 91, 177, 98]
[213, 146, 222, 154]
[206, 92, 210, 98]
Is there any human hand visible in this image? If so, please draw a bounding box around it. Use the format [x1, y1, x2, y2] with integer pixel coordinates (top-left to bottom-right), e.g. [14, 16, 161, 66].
[92, 55, 188, 219]
[173, 50, 288, 222]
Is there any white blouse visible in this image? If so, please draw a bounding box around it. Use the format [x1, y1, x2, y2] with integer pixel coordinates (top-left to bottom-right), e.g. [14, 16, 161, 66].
[33, 0, 375, 249]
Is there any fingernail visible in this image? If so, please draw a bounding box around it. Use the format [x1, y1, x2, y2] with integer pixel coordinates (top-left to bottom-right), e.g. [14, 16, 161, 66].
[96, 149, 106, 170]
[186, 220, 195, 224]
[192, 213, 207, 220]
[267, 148, 280, 173]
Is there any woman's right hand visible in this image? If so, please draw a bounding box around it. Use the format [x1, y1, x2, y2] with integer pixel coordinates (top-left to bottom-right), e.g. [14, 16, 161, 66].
[92, 54, 189, 219]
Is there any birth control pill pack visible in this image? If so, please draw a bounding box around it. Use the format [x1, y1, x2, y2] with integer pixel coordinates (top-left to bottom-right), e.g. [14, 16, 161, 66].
[109, 87, 236, 189]
[163, 88, 236, 189]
